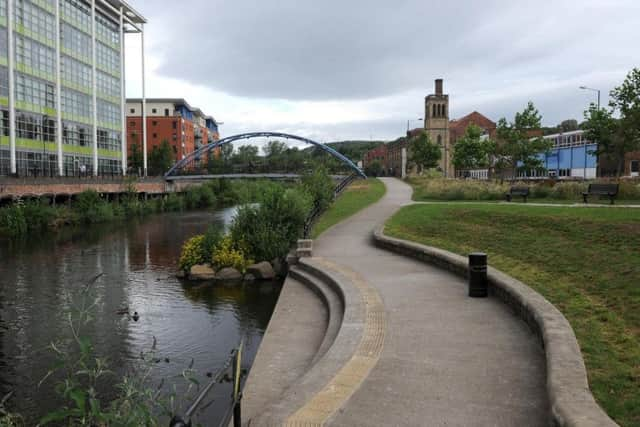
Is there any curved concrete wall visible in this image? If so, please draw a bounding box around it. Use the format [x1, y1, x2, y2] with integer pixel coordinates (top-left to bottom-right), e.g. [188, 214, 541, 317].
[372, 225, 617, 427]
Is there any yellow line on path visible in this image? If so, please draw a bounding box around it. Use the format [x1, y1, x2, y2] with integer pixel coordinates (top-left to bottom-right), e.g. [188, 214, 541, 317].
[285, 257, 386, 427]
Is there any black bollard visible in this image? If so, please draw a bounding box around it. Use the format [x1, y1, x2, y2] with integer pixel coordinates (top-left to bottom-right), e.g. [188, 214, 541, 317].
[468, 252, 488, 298]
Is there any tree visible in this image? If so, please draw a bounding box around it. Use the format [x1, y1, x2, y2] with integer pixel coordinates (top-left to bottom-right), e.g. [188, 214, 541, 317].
[148, 139, 174, 175]
[452, 124, 495, 171]
[364, 160, 383, 177]
[583, 68, 640, 176]
[262, 140, 288, 171]
[234, 145, 260, 172]
[559, 119, 579, 132]
[609, 68, 640, 175]
[582, 106, 619, 174]
[128, 142, 143, 172]
[494, 101, 551, 179]
[409, 131, 441, 173]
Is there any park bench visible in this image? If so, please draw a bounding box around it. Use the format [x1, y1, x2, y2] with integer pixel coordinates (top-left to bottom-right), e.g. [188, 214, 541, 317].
[582, 183, 619, 205]
[505, 186, 530, 203]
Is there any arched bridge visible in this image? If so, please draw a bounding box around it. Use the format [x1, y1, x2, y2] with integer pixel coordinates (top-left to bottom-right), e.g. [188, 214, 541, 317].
[163, 132, 367, 180]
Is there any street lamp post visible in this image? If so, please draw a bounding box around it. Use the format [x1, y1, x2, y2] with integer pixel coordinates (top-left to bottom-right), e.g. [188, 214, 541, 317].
[406, 118, 423, 134]
[580, 86, 600, 109]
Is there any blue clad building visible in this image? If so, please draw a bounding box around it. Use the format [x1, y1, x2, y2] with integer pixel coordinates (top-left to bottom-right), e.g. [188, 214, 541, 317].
[517, 130, 597, 179]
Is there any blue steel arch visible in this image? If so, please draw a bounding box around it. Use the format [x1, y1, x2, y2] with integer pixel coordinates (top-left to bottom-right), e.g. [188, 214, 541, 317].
[164, 132, 367, 178]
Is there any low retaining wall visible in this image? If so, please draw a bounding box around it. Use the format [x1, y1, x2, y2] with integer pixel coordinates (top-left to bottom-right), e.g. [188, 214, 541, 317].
[372, 225, 617, 427]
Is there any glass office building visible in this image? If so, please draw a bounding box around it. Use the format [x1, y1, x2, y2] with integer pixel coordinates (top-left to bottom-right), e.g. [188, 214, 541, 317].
[0, 0, 145, 177]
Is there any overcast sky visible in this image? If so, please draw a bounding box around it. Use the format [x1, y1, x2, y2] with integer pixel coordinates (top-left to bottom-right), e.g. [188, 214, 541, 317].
[124, 0, 639, 142]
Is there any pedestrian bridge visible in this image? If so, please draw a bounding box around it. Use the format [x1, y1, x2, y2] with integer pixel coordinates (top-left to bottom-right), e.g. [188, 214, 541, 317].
[163, 132, 366, 180]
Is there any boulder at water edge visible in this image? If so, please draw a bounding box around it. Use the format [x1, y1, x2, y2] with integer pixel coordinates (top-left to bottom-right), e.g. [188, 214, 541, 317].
[246, 261, 276, 280]
[216, 267, 243, 284]
[189, 264, 216, 280]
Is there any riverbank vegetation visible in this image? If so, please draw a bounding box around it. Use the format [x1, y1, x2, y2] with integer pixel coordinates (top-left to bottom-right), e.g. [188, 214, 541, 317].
[179, 168, 335, 274]
[0, 179, 281, 238]
[385, 203, 640, 426]
[408, 177, 640, 203]
[312, 178, 385, 238]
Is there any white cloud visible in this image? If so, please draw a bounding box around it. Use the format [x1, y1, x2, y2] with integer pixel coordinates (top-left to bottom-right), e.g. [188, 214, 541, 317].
[124, 0, 640, 142]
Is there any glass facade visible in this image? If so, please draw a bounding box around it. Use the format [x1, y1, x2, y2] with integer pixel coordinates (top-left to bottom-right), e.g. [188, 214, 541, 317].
[0, 0, 129, 176]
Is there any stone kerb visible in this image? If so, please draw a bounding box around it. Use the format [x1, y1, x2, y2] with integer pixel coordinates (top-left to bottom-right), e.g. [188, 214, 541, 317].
[372, 225, 618, 427]
[247, 256, 368, 425]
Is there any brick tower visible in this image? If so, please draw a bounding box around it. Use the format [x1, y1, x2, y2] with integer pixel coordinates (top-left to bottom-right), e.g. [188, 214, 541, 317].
[424, 79, 451, 177]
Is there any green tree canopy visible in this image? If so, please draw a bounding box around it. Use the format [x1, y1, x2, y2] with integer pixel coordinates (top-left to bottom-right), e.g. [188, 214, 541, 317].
[128, 142, 143, 172]
[148, 139, 174, 175]
[583, 68, 640, 176]
[452, 124, 495, 171]
[495, 101, 551, 178]
[409, 131, 441, 173]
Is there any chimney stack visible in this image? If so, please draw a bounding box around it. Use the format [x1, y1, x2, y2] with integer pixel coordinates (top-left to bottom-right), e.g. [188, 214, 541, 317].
[435, 79, 443, 96]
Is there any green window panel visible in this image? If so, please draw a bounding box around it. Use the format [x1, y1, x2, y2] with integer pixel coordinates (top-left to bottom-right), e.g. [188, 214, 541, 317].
[0, 136, 8, 146]
[0, 97, 8, 106]
[61, 14, 91, 36]
[0, 17, 6, 27]
[96, 63, 120, 79]
[15, 100, 56, 116]
[98, 148, 121, 159]
[16, 138, 57, 152]
[16, 63, 56, 83]
[14, 24, 56, 49]
[0, 56, 7, 66]
[61, 48, 92, 68]
[62, 80, 92, 96]
[61, 112, 92, 126]
[97, 93, 121, 105]
[98, 121, 121, 131]
[96, 34, 120, 52]
[31, 0, 54, 15]
[63, 144, 92, 156]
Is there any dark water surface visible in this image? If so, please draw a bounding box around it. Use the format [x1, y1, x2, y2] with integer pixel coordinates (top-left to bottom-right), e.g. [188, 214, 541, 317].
[0, 209, 282, 425]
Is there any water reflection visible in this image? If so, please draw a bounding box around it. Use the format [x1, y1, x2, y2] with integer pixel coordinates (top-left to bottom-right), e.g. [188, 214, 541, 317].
[0, 208, 281, 424]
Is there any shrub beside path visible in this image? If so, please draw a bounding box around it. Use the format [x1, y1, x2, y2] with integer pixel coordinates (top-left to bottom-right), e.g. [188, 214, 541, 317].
[309, 178, 550, 426]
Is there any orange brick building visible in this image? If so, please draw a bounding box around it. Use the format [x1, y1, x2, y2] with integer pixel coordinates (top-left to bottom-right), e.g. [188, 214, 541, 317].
[126, 98, 220, 164]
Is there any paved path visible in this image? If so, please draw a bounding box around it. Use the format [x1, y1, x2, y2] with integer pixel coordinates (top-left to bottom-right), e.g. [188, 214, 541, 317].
[312, 178, 549, 426]
[411, 200, 640, 208]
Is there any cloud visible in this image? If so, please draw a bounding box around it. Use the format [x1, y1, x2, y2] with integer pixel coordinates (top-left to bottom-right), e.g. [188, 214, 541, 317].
[125, 0, 640, 141]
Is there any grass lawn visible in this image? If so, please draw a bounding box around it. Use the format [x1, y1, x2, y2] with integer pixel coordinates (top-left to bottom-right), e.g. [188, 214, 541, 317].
[385, 203, 640, 427]
[312, 178, 386, 238]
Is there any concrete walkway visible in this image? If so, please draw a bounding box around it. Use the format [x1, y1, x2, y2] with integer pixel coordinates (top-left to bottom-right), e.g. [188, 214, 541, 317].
[312, 178, 549, 426]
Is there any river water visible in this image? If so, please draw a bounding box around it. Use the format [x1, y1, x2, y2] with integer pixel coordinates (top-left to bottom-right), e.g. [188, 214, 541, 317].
[0, 208, 282, 425]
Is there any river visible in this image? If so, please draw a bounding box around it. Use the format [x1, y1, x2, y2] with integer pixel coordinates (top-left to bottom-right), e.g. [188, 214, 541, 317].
[0, 208, 282, 425]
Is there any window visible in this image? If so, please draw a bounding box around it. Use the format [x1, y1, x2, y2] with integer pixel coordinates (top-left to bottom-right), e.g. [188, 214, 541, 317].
[130, 108, 135, 114]
[165, 109, 169, 116]
[172, 121, 177, 129]
[129, 121, 135, 126]
[152, 108, 157, 114]
[152, 133, 157, 138]
[152, 120, 157, 126]
[631, 160, 639, 174]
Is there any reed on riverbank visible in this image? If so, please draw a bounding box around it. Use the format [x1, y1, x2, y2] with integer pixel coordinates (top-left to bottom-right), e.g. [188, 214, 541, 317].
[0, 179, 271, 238]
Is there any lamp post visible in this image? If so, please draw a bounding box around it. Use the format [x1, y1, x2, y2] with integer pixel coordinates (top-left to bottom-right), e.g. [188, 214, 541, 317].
[579, 86, 601, 180]
[579, 86, 600, 109]
[406, 118, 423, 134]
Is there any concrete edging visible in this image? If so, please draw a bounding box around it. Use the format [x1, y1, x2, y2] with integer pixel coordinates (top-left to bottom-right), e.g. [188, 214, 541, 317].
[372, 225, 618, 427]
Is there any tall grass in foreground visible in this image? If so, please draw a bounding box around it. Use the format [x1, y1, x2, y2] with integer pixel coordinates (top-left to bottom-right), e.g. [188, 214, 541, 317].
[409, 177, 640, 202]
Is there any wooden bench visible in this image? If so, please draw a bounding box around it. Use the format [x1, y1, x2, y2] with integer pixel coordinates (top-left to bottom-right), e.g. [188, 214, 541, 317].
[582, 183, 619, 205]
[505, 186, 530, 203]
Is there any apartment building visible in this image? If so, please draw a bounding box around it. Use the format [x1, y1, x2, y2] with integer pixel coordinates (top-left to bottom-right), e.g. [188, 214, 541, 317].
[0, 0, 145, 177]
[125, 98, 220, 164]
